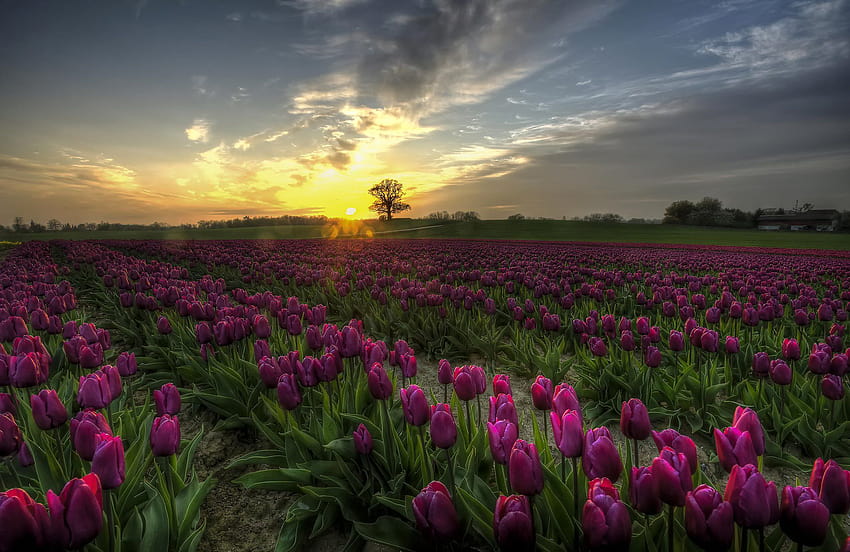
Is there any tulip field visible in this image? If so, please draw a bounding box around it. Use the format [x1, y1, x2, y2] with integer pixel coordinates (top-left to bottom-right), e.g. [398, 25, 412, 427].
[1, 238, 850, 552]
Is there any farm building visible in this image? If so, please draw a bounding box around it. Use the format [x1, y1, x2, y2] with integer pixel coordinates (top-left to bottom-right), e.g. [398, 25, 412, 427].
[756, 209, 839, 231]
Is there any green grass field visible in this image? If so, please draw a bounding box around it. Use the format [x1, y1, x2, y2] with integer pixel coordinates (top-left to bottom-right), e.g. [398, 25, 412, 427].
[3, 220, 850, 249]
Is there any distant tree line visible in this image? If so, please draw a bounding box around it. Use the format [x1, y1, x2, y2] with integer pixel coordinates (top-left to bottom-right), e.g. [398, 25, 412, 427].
[422, 211, 481, 222]
[662, 197, 754, 227]
[0, 214, 333, 234]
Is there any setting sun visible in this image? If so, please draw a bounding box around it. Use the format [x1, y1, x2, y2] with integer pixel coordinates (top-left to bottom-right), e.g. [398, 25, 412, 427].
[345, 207, 357, 216]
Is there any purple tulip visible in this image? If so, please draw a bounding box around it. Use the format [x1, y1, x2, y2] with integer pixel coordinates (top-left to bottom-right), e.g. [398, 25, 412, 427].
[551, 409, 583, 458]
[142, 406, 177, 453]
[115, 352, 137, 377]
[724, 464, 778, 529]
[769, 359, 792, 385]
[669, 330, 685, 352]
[552, 383, 581, 416]
[0, 393, 15, 415]
[751, 352, 770, 378]
[69, 409, 112, 461]
[651, 429, 698, 475]
[0, 488, 50, 551]
[156, 316, 172, 335]
[780, 486, 829, 547]
[77, 372, 112, 410]
[91, 434, 125, 489]
[821, 374, 845, 400]
[724, 336, 739, 355]
[487, 419, 518, 465]
[685, 485, 733, 551]
[782, 338, 801, 361]
[583, 427, 623, 482]
[645, 345, 662, 368]
[352, 423, 373, 455]
[809, 458, 850, 514]
[0, 413, 22, 456]
[808, 350, 830, 374]
[339, 325, 362, 358]
[400, 385, 430, 426]
[731, 406, 765, 456]
[620, 398, 651, 441]
[437, 359, 453, 385]
[509, 439, 543, 496]
[430, 403, 457, 449]
[714, 427, 757, 473]
[531, 375, 553, 411]
[630, 466, 663, 515]
[276, 373, 302, 410]
[9, 352, 50, 388]
[588, 337, 607, 357]
[488, 393, 518, 425]
[492, 373, 512, 396]
[46, 473, 103, 549]
[452, 366, 476, 401]
[652, 446, 693, 507]
[153, 383, 181, 416]
[583, 477, 632, 550]
[493, 494, 534, 550]
[413, 481, 459, 542]
[30, 389, 68, 430]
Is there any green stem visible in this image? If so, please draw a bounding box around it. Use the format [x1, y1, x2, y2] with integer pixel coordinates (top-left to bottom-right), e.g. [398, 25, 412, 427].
[668, 504, 674, 552]
[572, 456, 580, 551]
[464, 401, 472, 440]
[758, 528, 764, 552]
[741, 528, 749, 552]
[445, 448, 455, 497]
[633, 438, 639, 469]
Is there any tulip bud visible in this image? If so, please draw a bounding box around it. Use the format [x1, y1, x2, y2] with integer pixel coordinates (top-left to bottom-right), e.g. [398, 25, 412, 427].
[714, 427, 757, 473]
[808, 350, 830, 374]
[724, 464, 778, 529]
[30, 389, 68, 430]
[0, 393, 15, 415]
[430, 403, 457, 449]
[0, 487, 49, 551]
[724, 336, 739, 355]
[588, 337, 607, 357]
[782, 338, 801, 361]
[153, 383, 181, 416]
[9, 352, 50, 388]
[487, 420, 518, 465]
[685, 485, 733, 551]
[400, 385, 430, 426]
[493, 495, 534, 550]
[652, 446, 693, 507]
[489, 393, 518, 425]
[620, 398, 651, 441]
[352, 423, 373, 455]
[780, 486, 829, 547]
[583, 427, 623, 482]
[150, 414, 181, 457]
[46, 473, 103, 549]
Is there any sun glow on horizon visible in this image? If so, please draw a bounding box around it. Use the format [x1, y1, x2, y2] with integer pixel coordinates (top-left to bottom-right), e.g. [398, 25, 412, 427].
[345, 207, 357, 216]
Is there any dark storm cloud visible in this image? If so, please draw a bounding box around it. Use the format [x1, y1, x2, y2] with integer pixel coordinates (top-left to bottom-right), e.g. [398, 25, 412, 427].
[356, 0, 617, 111]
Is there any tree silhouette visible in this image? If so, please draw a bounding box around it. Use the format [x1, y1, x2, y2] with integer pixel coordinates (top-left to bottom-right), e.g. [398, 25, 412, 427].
[368, 179, 411, 221]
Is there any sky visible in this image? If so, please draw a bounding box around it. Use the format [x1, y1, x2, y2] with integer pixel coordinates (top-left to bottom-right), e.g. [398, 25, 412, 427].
[1, 0, 848, 225]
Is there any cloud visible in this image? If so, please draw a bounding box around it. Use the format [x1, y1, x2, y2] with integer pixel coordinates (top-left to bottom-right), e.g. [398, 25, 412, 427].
[192, 75, 211, 96]
[185, 119, 211, 143]
[281, 0, 370, 17]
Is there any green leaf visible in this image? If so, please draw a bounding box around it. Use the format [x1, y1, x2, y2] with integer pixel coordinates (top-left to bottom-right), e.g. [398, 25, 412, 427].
[139, 490, 170, 552]
[352, 515, 422, 552]
[233, 468, 312, 492]
[454, 487, 497, 549]
[227, 449, 289, 469]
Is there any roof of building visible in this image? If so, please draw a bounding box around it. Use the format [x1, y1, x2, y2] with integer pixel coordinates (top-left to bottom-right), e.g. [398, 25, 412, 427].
[757, 209, 839, 223]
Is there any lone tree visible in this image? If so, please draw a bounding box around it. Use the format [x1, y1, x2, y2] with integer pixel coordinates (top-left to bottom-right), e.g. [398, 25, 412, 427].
[368, 178, 410, 221]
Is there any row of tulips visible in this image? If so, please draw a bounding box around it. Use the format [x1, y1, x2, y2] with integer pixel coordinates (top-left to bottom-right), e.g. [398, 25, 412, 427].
[0, 242, 214, 551]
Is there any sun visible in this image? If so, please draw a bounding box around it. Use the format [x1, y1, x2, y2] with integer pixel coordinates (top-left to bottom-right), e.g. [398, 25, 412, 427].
[345, 207, 357, 216]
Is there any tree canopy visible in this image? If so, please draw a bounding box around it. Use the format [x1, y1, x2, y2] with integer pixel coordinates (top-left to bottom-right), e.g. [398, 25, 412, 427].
[368, 179, 411, 221]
